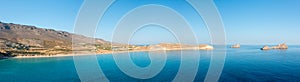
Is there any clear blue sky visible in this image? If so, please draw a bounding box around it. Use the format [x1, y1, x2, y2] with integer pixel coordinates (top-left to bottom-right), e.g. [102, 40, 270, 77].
[0, 0, 299, 45]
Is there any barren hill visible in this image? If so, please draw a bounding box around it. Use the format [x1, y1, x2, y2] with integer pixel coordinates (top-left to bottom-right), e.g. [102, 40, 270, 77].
[0, 21, 111, 56]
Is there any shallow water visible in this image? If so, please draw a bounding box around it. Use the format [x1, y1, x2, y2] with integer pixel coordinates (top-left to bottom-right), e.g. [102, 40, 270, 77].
[0, 45, 300, 81]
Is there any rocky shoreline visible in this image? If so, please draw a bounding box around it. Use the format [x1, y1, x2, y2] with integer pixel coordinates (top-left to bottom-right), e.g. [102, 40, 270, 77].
[0, 43, 215, 59]
[1, 43, 292, 59]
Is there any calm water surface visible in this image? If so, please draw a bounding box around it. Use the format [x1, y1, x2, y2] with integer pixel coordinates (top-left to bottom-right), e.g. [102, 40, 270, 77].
[0, 45, 300, 82]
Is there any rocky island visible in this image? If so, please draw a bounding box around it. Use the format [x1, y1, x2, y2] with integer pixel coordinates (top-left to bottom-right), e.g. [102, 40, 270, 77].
[230, 44, 240, 48]
[261, 43, 288, 50]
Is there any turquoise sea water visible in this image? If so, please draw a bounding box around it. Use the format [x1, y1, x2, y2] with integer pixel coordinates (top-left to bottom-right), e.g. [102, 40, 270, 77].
[1, 45, 300, 82]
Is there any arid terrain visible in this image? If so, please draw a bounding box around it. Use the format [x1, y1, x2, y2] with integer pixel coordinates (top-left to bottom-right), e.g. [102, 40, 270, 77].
[0, 21, 213, 58]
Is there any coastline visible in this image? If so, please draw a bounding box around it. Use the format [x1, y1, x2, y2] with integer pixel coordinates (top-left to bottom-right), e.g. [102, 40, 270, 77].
[11, 48, 208, 59]
[11, 49, 160, 59]
[12, 50, 145, 59]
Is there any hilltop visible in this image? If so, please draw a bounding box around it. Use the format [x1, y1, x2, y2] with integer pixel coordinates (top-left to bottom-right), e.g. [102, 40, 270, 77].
[0, 21, 113, 57]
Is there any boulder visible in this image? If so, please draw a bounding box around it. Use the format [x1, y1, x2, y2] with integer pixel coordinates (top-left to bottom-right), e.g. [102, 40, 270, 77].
[0, 49, 6, 54]
[0, 49, 12, 57]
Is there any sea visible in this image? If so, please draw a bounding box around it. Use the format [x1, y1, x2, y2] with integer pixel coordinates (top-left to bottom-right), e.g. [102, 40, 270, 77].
[0, 45, 300, 82]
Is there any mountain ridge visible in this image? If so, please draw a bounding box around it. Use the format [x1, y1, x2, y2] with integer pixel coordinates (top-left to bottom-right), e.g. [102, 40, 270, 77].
[0, 21, 112, 57]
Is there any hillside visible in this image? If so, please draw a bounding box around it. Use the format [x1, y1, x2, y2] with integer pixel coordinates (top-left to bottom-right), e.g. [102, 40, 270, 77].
[0, 21, 112, 57]
[0, 21, 213, 58]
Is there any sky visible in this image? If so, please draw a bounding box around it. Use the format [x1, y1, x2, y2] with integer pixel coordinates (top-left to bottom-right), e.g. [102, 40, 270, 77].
[0, 0, 299, 45]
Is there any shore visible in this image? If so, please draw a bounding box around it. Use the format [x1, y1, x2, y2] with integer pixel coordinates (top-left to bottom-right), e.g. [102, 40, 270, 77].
[11, 47, 210, 59]
[12, 49, 166, 59]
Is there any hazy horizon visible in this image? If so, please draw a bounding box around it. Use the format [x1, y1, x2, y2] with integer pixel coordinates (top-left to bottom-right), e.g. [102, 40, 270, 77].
[0, 0, 299, 45]
[1, 1, 300, 81]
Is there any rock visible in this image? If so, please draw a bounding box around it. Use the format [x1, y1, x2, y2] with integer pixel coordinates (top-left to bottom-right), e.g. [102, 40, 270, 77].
[231, 44, 240, 48]
[199, 44, 214, 50]
[261, 45, 270, 50]
[5, 42, 30, 50]
[261, 43, 288, 50]
[0, 49, 12, 57]
[0, 49, 6, 53]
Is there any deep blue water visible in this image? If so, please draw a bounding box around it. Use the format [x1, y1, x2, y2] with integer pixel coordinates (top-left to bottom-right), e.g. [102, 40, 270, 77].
[1, 45, 300, 82]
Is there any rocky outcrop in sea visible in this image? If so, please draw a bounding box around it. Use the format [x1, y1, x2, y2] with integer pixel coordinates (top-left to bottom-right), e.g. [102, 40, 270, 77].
[231, 44, 240, 48]
[261, 43, 288, 50]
